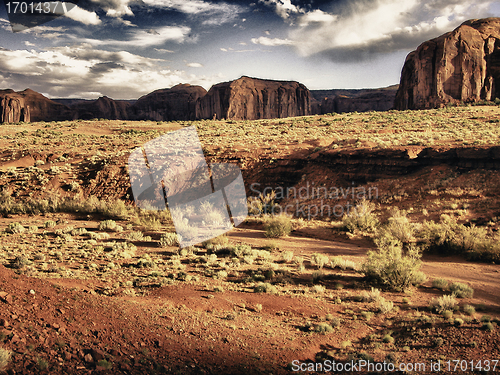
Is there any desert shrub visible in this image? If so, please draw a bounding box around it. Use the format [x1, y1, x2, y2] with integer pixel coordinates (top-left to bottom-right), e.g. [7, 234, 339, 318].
[463, 304, 476, 316]
[361, 311, 375, 321]
[432, 278, 449, 290]
[454, 318, 464, 326]
[254, 282, 278, 294]
[342, 199, 379, 233]
[442, 310, 453, 319]
[361, 287, 382, 303]
[379, 209, 414, 243]
[311, 253, 329, 269]
[264, 214, 292, 238]
[411, 271, 427, 286]
[0, 347, 10, 371]
[311, 271, 324, 283]
[203, 234, 229, 249]
[247, 191, 280, 216]
[313, 323, 333, 334]
[98, 220, 123, 232]
[382, 334, 395, 344]
[419, 215, 461, 254]
[110, 242, 137, 259]
[377, 298, 394, 314]
[159, 232, 180, 247]
[281, 250, 294, 262]
[44, 220, 57, 228]
[97, 359, 113, 370]
[429, 294, 457, 313]
[126, 231, 144, 241]
[449, 282, 474, 298]
[311, 285, 325, 294]
[6, 222, 25, 234]
[362, 239, 423, 291]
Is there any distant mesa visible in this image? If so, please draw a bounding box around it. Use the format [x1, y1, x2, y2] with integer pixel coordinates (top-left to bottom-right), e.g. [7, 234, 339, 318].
[196, 76, 311, 120]
[0, 76, 397, 124]
[129, 84, 207, 121]
[395, 17, 500, 110]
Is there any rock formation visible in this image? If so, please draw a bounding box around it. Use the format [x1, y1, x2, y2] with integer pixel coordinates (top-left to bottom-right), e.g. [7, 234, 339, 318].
[395, 18, 500, 110]
[0, 89, 30, 123]
[0, 88, 74, 123]
[311, 86, 398, 114]
[195, 76, 311, 120]
[128, 84, 207, 121]
[73, 96, 130, 120]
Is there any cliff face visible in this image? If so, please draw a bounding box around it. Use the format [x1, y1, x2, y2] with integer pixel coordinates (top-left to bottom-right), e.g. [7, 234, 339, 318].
[196, 76, 311, 120]
[0, 90, 30, 123]
[0, 88, 74, 123]
[395, 18, 500, 110]
[128, 84, 207, 121]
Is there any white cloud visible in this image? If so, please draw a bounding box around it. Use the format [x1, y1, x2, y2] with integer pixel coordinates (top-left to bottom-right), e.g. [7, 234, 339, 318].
[259, 0, 304, 20]
[186, 62, 203, 68]
[0, 45, 219, 98]
[287, 0, 495, 61]
[141, 0, 245, 25]
[251, 36, 293, 46]
[64, 6, 102, 25]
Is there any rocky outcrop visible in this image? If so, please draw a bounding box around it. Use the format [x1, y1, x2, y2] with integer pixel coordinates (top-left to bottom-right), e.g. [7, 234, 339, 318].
[195, 76, 311, 120]
[0, 90, 30, 123]
[395, 18, 500, 110]
[73, 96, 130, 120]
[0, 88, 74, 123]
[311, 86, 398, 114]
[128, 84, 206, 121]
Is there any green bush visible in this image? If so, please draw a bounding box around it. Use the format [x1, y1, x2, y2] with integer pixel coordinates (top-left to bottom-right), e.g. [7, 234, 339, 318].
[311, 253, 329, 269]
[432, 278, 449, 290]
[463, 304, 476, 316]
[159, 232, 180, 247]
[342, 199, 379, 233]
[313, 323, 333, 334]
[429, 294, 457, 313]
[379, 209, 414, 243]
[6, 222, 25, 234]
[264, 214, 292, 238]
[362, 239, 423, 291]
[254, 282, 278, 294]
[449, 282, 474, 298]
[98, 219, 123, 232]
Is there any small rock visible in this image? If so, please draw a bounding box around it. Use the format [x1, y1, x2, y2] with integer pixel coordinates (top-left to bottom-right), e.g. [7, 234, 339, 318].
[0, 292, 13, 304]
[0, 318, 9, 327]
[29, 290, 35, 295]
[64, 352, 72, 361]
[52, 323, 60, 330]
[91, 348, 106, 361]
[84, 353, 93, 363]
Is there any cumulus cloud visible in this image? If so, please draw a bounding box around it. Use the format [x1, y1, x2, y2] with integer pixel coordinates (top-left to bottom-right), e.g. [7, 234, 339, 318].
[259, 0, 495, 61]
[0, 45, 220, 98]
[259, 0, 304, 20]
[64, 6, 102, 25]
[251, 36, 293, 46]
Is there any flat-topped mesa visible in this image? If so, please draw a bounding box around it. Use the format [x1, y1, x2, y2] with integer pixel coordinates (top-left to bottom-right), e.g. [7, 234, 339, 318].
[395, 17, 500, 110]
[195, 76, 312, 120]
[128, 84, 207, 121]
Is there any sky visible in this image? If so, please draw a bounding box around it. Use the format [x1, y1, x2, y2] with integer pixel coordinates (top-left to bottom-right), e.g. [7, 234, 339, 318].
[0, 0, 499, 99]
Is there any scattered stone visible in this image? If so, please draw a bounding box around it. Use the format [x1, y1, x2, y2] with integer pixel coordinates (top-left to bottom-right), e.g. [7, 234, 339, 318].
[0, 292, 13, 304]
[84, 353, 93, 363]
[91, 348, 106, 361]
[29, 289, 35, 295]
